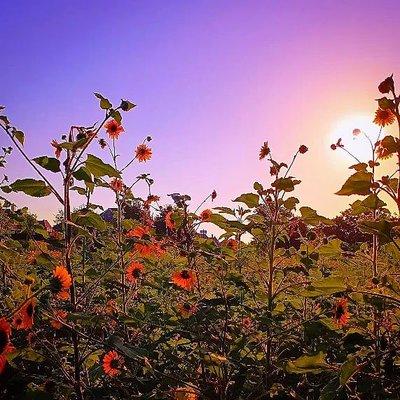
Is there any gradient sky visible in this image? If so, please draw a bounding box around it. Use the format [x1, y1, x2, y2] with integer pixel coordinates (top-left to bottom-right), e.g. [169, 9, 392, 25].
[1, 0, 400, 221]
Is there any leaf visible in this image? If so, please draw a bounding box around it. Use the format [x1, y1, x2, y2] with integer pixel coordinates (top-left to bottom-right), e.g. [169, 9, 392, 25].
[300, 206, 332, 226]
[85, 154, 120, 178]
[73, 167, 93, 182]
[13, 130, 25, 146]
[233, 193, 259, 208]
[335, 171, 372, 196]
[358, 219, 396, 244]
[253, 181, 263, 191]
[120, 99, 136, 111]
[272, 177, 299, 192]
[285, 351, 330, 374]
[284, 196, 299, 210]
[340, 357, 357, 386]
[302, 277, 346, 297]
[110, 109, 122, 124]
[72, 210, 107, 231]
[360, 194, 386, 210]
[33, 156, 61, 173]
[94, 92, 112, 109]
[318, 238, 342, 256]
[8, 179, 51, 197]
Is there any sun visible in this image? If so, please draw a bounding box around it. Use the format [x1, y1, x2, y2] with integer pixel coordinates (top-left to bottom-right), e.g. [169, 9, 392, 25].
[328, 114, 385, 162]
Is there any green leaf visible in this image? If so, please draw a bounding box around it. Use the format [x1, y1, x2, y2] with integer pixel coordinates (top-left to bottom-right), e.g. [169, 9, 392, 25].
[233, 193, 259, 208]
[358, 219, 395, 244]
[120, 99, 136, 111]
[336, 171, 372, 196]
[360, 194, 386, 210]
[72, 210, 107, 231]
[110, 109, 122, 124]
[253, 181, 263, 191]
[94, 92, 112, 109]
[73, 167, 93, 182]
[300, 206, 332, 226]
[284, 196, 299, 210]
[286, 351, 330, 374]
[340, 357, 357, 386]
[272, 177, 300, 192]
[8, 179, 51, 197]
[302, 277, 346, 297]
[14, 130, 25, 146]
[33, 156, 61, 173]
[85, 154, 120, 178]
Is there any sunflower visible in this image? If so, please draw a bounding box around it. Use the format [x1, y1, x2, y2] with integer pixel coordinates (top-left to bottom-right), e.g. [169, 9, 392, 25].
[199, 209, 212, 222]
[165, 211, 175, 230]
[134, 242, 165, 257]
[173, 387, 198, 400]
[105, 119, 124, 139]
[110, 178, 123, 193]
[126, 226, 150, 239]
[103, 350, 124, 377]
[178, 302, 197, 318]
[334, 298, 350, 327]
[135, 144, 152, 162]
[144, 194, 160, 208]
[375, 140, 393, 160]
[226, 238, 239, 252]
[172, 270, 197, 291]
[51, 140, 62, 159]
[126, 261, 144, 284]
[51, 266, 72, 296]
[50, 310, 68, 330]
[373, 108, 396, 127]
[0, 318, 12, 375]
[259, 141, 270, 160]
[13, 299, 35, 330]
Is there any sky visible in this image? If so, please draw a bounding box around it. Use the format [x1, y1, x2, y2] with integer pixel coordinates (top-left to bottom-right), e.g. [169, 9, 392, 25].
[1, 0, 400, 222]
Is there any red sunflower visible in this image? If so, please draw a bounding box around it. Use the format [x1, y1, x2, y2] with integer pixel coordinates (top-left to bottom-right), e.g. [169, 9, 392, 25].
[334, 298, 350, 327]
[373, 109, 396, 127]
[126, 261, 144, 284]
[51, 266, 72, 298]
[199, 209, 212, 222]
[105, 119, 124, 139]
[13, 298, 35, 330]
[171, 270, 197, 291]
[135, 144, 152, 162]
[103, 350, 124, 377]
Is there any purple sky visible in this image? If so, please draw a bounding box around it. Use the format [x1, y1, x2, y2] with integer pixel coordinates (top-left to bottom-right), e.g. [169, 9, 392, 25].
[1, 0, 400, 220]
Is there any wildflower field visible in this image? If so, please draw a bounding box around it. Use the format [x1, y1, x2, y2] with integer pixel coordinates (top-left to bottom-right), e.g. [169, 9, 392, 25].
[1, 76, 400, 400]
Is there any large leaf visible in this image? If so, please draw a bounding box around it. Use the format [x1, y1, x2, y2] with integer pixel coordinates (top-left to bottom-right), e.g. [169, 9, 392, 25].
[335, 171, 372, 196]
[94, 92, 112, 109]
[358, 219, 396, 244]
[233, 193, 259, 208]
[300, 206, 332, 226]
[272, 177, 300, 192]
[85, 154, 120, 178]
[33, 156, 61, 173]
[302, 276, 346, 297]
[7, 179, 51, 197]
[340, 357, 357, 386]
[73, 167, 93, 182]
[72, 210, 107, 231]
[286, 351, 330, 374]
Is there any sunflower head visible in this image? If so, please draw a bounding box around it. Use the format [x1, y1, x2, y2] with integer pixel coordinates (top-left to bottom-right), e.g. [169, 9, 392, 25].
[334, 298, 350, 327]
[51, 266, 72, 295]
[135, 144, 152, 162]
[105, 119, 124, 139]
[172, 269, 197, 291]
[103, 350, 124, 377]
[373, 108, 396, 127]
[126, 261, 144, 284]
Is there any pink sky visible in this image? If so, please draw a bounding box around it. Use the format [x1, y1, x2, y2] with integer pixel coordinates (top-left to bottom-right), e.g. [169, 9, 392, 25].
[1, 0, 399, 220]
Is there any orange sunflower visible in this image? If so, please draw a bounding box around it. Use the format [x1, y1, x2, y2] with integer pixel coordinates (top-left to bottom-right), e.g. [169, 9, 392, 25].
[50, 310, 68, 330]
[0, 318, 12, 375]
[103, 350, 124, 377]
[178, 302, 198, 318]
[259, 141, 270, 160]
[199, 209, 212, 222]
[144, 194, 160, 208]
[134, 242, 165, 257]
[51, 266, 72, 297]
[110, 178, 123, 193]
[126, 261, 144, 284]
[334, 298, 350, 327]
[13, 298, 35, 330]
[172, 270, 197, 291]
[135, 144, 152, 162]
[165, 211, 175, 230]
[126, 226, 150, 239]
[226, 238, 239, 251]
[373, 108, 396, 127]
[375, 140, 393, 160]
[173, 387, 198, 400]
[105, 119, 124, 139]
[51, 140, 62, 159]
